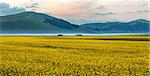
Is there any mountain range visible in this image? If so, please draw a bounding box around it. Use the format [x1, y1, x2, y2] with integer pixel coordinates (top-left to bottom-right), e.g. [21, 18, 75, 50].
[0, 12, 149, 34]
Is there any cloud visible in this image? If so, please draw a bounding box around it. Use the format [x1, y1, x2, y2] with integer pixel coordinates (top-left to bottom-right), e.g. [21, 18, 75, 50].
[43, 0, 105, 24]
[25, 3, 39, 9]
[96, 12, 115, 16]
[126, 10, 150, 14]
[25, 1, 39, 11]
[48, 0, 99, 16]
[0, 3, 25, 16]
[136, 10, 150, 13]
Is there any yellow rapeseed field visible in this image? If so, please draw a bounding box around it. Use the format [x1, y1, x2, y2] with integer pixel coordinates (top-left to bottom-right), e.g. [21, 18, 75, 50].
[0, 35, 149, 76]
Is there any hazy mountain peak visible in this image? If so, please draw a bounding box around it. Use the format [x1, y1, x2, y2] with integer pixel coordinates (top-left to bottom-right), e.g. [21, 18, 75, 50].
[130, 19, 150, 23]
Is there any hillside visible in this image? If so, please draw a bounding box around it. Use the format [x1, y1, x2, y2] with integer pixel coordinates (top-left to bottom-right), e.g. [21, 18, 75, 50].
[0, 12, 149, 34]
[0, 12, 78, 34]
[79, 19, 150, 33]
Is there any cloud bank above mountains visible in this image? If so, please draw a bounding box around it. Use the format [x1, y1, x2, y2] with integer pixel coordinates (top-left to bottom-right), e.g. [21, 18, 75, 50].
[0, 3, 25, 16]
[0, 0, 149, 24]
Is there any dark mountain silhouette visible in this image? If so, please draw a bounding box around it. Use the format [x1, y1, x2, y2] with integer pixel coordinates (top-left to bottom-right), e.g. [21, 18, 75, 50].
[0, 12, 149, 34]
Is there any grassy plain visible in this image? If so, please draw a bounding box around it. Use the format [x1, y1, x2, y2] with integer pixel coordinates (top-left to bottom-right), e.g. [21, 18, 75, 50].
[0, 35, 150, 76]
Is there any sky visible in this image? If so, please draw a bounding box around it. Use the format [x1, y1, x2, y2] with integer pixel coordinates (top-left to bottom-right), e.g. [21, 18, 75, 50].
[0, 0, 149, 24]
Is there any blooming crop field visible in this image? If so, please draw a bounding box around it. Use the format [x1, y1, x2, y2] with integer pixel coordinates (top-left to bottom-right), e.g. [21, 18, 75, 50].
[0, 35, 149, 76]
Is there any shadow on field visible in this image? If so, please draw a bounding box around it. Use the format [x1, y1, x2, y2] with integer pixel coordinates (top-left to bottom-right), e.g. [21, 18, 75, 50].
[44, 37, 150, 41]
[92, 38, 150, 41]
[32, 45, 98, 51]
[1, 42, 98, 51]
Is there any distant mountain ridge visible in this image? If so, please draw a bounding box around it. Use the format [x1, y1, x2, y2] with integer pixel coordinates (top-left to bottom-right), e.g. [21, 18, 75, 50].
[0, 12, 149, 34]
[79, 19, 150, 33]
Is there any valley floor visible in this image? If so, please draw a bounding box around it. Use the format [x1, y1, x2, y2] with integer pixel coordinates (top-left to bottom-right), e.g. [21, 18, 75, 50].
[0, 35, 149, 76]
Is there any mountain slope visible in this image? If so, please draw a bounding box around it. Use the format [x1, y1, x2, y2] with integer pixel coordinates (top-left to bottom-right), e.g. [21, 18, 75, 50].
[0, 12, 78, 33]
[79, 19, 150, 33]
[0, 12, 149, 34]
